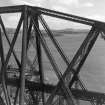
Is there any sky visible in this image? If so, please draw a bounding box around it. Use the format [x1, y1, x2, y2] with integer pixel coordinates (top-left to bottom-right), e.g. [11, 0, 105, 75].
[0, 0, 105, 29]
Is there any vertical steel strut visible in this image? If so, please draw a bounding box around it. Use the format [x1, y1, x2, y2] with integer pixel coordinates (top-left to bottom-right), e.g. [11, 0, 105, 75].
[19, 6, 28, 105]
[35, 16, 45, 105]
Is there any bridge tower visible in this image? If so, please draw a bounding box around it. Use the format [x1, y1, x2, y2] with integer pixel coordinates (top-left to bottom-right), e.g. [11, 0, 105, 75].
[0, 5, 105, 105]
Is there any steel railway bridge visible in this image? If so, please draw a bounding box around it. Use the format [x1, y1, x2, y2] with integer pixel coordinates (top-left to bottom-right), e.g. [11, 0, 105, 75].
[0, 5, 105, 105]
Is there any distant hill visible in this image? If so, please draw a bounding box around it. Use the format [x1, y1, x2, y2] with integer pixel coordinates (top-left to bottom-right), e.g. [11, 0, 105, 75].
[1, 28, 89, 36]
[1, 28, 22, 35]
[41, 28, 89, 36]
[52, 28, 89, 34]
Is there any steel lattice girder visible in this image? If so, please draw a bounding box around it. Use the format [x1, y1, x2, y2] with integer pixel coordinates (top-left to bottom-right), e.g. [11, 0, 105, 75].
[0, 5, 105, 105]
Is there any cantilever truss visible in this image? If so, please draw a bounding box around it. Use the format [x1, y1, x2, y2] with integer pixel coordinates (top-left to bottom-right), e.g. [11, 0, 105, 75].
[0, 5, 105, 105]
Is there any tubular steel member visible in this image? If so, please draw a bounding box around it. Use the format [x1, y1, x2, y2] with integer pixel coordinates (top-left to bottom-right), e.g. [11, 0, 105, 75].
[0, 5, 23, 13]
[35, 16, 45, 105]
[19, 6, 28, 105]
[30, 6, 94, 26]
[0, 5, 105, 105]
[30, 6, 105, 33]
